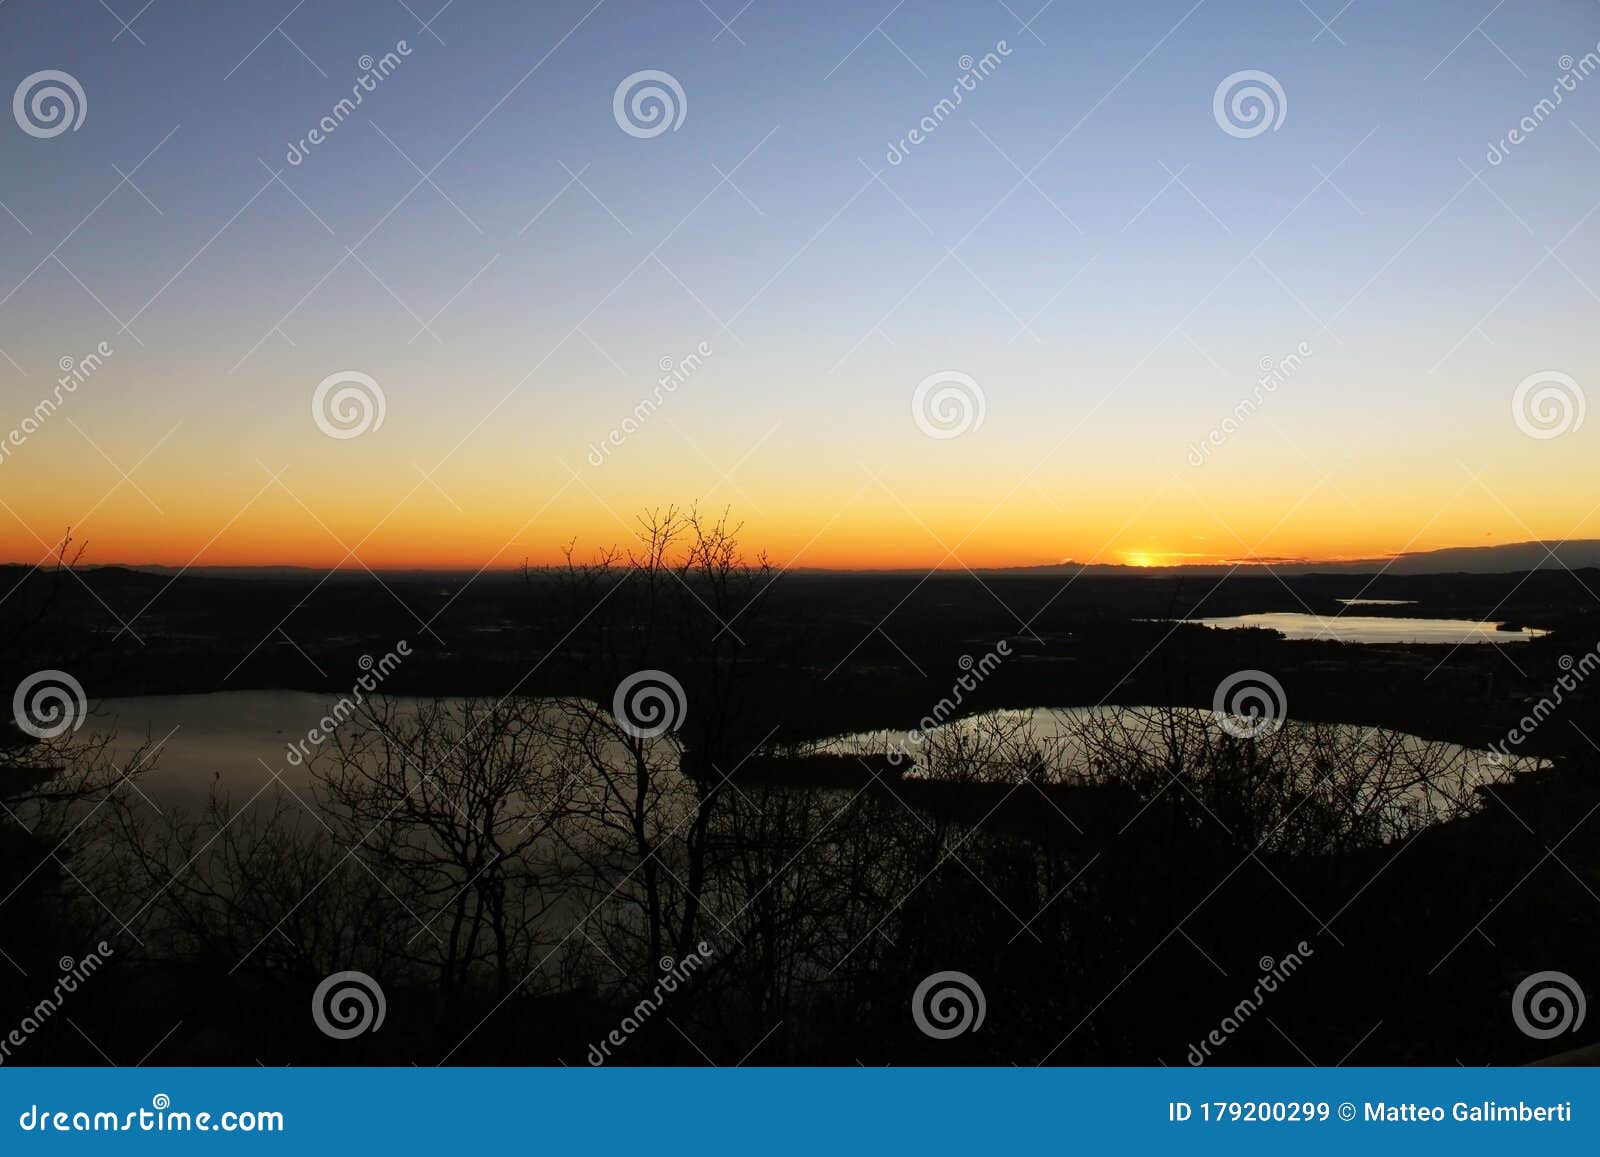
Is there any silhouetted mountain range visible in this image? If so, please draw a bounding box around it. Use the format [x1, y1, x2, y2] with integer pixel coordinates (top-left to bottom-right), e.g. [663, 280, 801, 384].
[997, 539, 1600, 577]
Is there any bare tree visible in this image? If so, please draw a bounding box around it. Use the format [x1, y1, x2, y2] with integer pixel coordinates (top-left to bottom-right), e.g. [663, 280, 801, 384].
[528, 507, 780, 992]
[314, 696, 579, 1020]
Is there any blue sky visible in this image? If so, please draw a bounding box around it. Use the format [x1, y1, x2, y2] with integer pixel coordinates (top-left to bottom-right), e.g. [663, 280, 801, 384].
[2, 0, 1599, 567]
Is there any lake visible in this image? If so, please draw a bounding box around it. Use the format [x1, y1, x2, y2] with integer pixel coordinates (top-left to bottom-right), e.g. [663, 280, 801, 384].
[84, 693, 1541, 819]
[94, 691, 342, 814]
[1182, 612, 1548, 644]
[815, 704, 1539, 784]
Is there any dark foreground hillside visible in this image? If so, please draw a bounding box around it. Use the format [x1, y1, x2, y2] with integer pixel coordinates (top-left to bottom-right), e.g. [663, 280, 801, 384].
[2, 540, 1597, 1066]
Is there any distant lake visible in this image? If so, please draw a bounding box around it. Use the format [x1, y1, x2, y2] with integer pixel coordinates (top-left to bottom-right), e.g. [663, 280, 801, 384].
[816, 705, 1544, 809]
[95, 691, 336, 813]
[1335, 598, 1416, 607]
[89, 692, 1543, 817]
[1182, 612, 1548, 644]
[88, 691, 641, 818]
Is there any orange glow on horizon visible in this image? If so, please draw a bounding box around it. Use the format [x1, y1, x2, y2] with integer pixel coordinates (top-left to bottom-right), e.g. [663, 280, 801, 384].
[0, 494, 1545, 575]
[1, 434, 1584, 574]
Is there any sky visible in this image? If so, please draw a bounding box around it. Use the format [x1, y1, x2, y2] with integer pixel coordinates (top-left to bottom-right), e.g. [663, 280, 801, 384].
[2, 0, 1599, 571]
